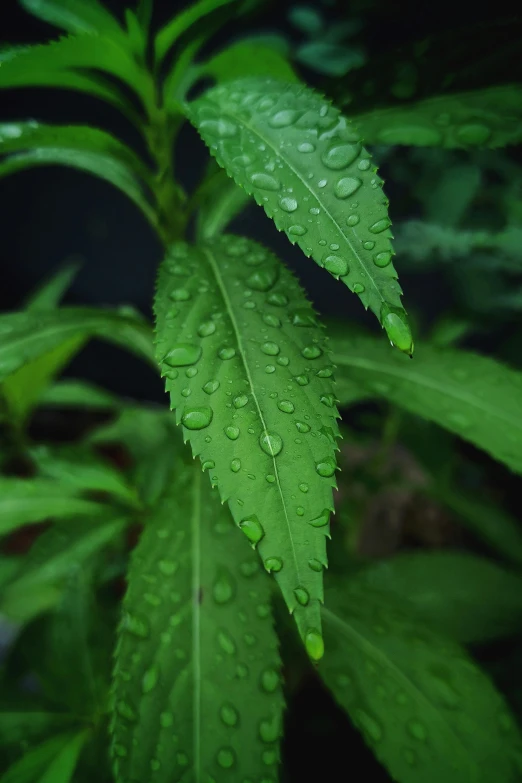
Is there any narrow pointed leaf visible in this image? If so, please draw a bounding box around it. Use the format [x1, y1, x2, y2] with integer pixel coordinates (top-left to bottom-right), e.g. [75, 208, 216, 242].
[154, 236, 339, 648]
[39, 379, 119, 409]
[350, 551, 522, 645]
[136, 0, 153, 31]
[0, 477, 108, 537]
[352, 85, 522, 149]
[0, 307, 156, 383]
[196, 171, 251, 240]
[203, 39, 298, 84]
[0, 123, 155, 225]
[155, 0, 237, 63]
[320, 581, 522, 783]
[19, 0, 126, 39]
[188, 78, 411, 351]
[25, 261, 80, 312]
[0, 730, 90, 783]
[111, 469, 284, 782]
[331, 333, 522, 474]
[0, 711, 77, 747]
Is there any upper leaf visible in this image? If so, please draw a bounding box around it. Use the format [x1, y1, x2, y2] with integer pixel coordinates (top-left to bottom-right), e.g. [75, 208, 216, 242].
[154, 236, 340, 651]
[111, 468, 284, 782]
[351, 85, 522, 149]
[19, 0, 126, 40]
[330, 332, 522, 475]
[202, 39, 298, 84]
[155, 0, 238, 63]
[24, 261, 81, 312]
[320, 580, 522, 782]
[187, 78, 411, 352]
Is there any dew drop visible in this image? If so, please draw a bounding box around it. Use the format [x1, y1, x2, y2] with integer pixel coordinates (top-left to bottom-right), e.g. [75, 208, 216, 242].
[323, 254, 349, 277]
[301, 344, 322, 359]
[321, 142, 361, 170]
[294, 587, 309, 605]
[380, 304, 414, 355]
[358, 158, 371, 171]
[230, 458, 241, 472]
[305, 628, 324, 661]
[263, 313, 281, 327]
[169, 288, 191, 302]
[369, 218, 391, 234]
[295, 421, 311, 433]
[142, 666, 159, 694]
[220, 703, 239, 727]
[266, 292, 288, 306]
[164, 343, 202, 367]
[309, 508, 330, 527]
[259, 431, 283, 456]
[250, 172, 280, 191]
[239, 515, 265, 547]
[294, 375, 309, 386]
[308, 558, 323, 572]
[216, 747, 236, 769]
[353, 282, 365, 293]
[278, 400, 295, 413]
[122, 612, 150, 638]
[247, 267, 279, 292]
[260, 667, 280, 693]
[269, 109, 299, 127]
[233, 394, 248, 408]
[160, 711, 174, 728]
[213, 571, 236, 604]
[347, 214, 360, 226]
[197, 321, 216, 337]
[297, 141, 315, 153]
[334, 177, 362, 199]
[203, 379, 220, 395]
[355, 709, 383, 743]
[279, 196, 298, 212]
[181, 406, 213, 430]
[288, 224, 307, 236]
[217, 629, 236, 655]
[200, 118, 238, 137]
[264, 556, 283, 573]
[407, 720, 427, 742]
[259, 715, 281, 743]
[218, 346, 236, 360]
[224, 425, 240, 440]
[374, 251, 392, 268]
[315, 458, 336, 477]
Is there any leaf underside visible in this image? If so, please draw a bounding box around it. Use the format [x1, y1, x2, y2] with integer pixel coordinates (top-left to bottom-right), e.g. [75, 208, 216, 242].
[188, 78, 409, 341]
[154, 236, 340, 647]
[111, 469, 284, 782]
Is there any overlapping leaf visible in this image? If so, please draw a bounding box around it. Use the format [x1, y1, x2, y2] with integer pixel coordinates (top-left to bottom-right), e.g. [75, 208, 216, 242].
[330, 333, 522, 474]
[20, 0, 126, 39]
[111, 469, 284, 782]
[352, 85, 522, 149]
[320, 581, 522, 782]
[0, 729, 91, 783]
[203, 39, 298, 84]
[0, 307, 155, 383]
[349, 551, 522, 645]
[188, 78, 412, 351]
[39, 379, 118, 409]
[155, 0, 239, 63]
[154, 236, 339, 649]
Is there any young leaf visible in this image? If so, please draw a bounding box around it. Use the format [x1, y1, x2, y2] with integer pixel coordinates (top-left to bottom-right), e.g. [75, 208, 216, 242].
[0, 729, 91, 783]
[349, 551, 522, 645]
[0, 477, 107, 537]
[25, 261, 81, 312]
[0, 307, 156, 383]
[352, 85, 522, 149]
[154, 237, 340, 650]
[320, 581, 522, 782]
[39, 379, 119, 409]
[19, 0, 126, 40]
[111, 469, 284, 782]
[330, 333, 522, 474]
[155, 0, 238, 63]
[203, 39, 298, 84]
[136, 0, 153, 31]
[188, 78, 411, 351]
[195, 169, 251, 240]
[0, 123, 155, 226]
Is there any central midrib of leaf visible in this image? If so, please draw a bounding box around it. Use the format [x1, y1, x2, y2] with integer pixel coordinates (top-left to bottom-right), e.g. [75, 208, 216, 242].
[335, 352, 521, 429]
[220, 102, 387, 307]
[191, 469, 202, 780]
[202, 246, 303, 586]
[322, 607, 475, 769]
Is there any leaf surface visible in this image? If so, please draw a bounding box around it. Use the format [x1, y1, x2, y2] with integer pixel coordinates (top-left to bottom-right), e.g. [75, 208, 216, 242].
[39, 379, 119, 409]
[331, 333, 522, 474]
[352, 85, 522, 149]
[154, 236, 340, 648]
[111, 469, 284, 782]
[155, 0, 237, 63]
[320, 581, 522, 782]
[188, 78, 411, 350]
[203, 39, 298, 84]
[0, 730, 90, 783]
[25, 261, 80, 312]
[20, 0, 125, 39]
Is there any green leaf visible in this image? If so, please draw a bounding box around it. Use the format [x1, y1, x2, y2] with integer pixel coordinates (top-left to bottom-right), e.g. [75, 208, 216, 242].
[0, 477, 108, 537]
[188, 78, 411, 351]
[136, 0, 153, 31]
[0, 729, 90, 783]
[0, 306, 155, 382]
[19, 0, 125, 39]
[0, 35, 151, 108]
[31, 445, 140, 508]
[349, 551, 522, 645]
[203, 39, 298, 84]
[331, 333, 522, 474]
[1, 515, 128, 622]
[154, 237, 340, 650]
[352, 85, 522, 149]
[0, 123, 155, 226]
[195, 170, 251, 240]
[320, 581, 522, 782]
[39, 379, 119, 409]
[25, 261, 80, 312]
[0, 711, 77, 748]
[111, 468, 284, 782]
[155, 0, 238, 63]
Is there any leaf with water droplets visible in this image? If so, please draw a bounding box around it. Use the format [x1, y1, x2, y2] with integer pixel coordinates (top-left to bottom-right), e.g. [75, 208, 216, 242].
[351, 85, 522, 149]
[154, 236, 340, 647]
[187, 78, 411, 351]
[321, 579, 522, 782]
[111, 468, 284, 783]
[331, 332, 522, 475]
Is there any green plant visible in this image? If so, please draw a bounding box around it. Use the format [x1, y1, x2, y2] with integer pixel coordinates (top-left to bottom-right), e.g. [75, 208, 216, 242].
[1, 1, 522, 781]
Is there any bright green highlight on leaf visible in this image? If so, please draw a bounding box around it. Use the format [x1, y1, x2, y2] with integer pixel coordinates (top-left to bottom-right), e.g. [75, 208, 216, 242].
[154, 236, 339, 647]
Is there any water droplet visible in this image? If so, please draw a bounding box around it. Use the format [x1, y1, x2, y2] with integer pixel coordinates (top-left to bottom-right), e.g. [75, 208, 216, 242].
[259, 431, 283, 456]
[321, 142, 361, 170]
[164, 343, 202, 367]
[279, 196, 298, 212]
[297, 141, 315, 153]
[363, 240, 375, 250]
[320, 393, 336, 408]
[380, 304, 414, 355]
[218, 346, 236, 360]
[355, 709, 383, 743]
[263, 313, 281, 327]
[224, 425, 240, 440]
[203, 379, 220, 395]
[323, 254, 349, 277]
[260, 667, 280, 692]
[309, 206, 320, 215]
[181, 406, 213, 430]
[262, 749, 277, 766]
[247, 267, 279, 292]
[301, 344, 322, 359]
[142, 666, 159, 693]
[122, 612, 150, 638]
[233, 394, 248, 408]
[116, 700, 137, 722]
[374, 251, 392, 268]
[269, 109, 299, 127]
[261, 341, 280, 356]
[294, 375, 309, 386]
[266, 292, 288, 306]
[239, 515, 264, 547]
[278, 400, 295, 413]
[288, 224, 307, 236]
[305, 628, 324, 661]
[334, 177, 362, 199]
[169, 288, 191, 302]
[309, 508, 330, 527]
[264, 556, 283, 573]
[235, 663, 249, 678]
[369, 218, 391, 234]
[198, 321, 216, 337]
[296, 506, 304, 516]
[358, 158, 371, 171]
[216, 747, 236, 769]
[113, 743, 128, 758]
[213, 571, 235, 604]
[347, 214, 360, 226]
[407, 720, 427, 742]
[265, 364, 275, 374]
[265, 473, 275, 483]
[353, 282, 365, 293]
[295, 421, 311, 433]
[160, 711, 174, 728]
[315, 457, 336, 477]
[220, 703, 239, 727]
[259, 715, 281, 743]
[308, 558, 323, 571]
[294, 587, 309, 605]
[457, 123, 491, 145]
[250, 172, 280, 191]
[217, 629, 236, 654]
[200, 118, 238, 137]
[230, 458, 241, 472]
